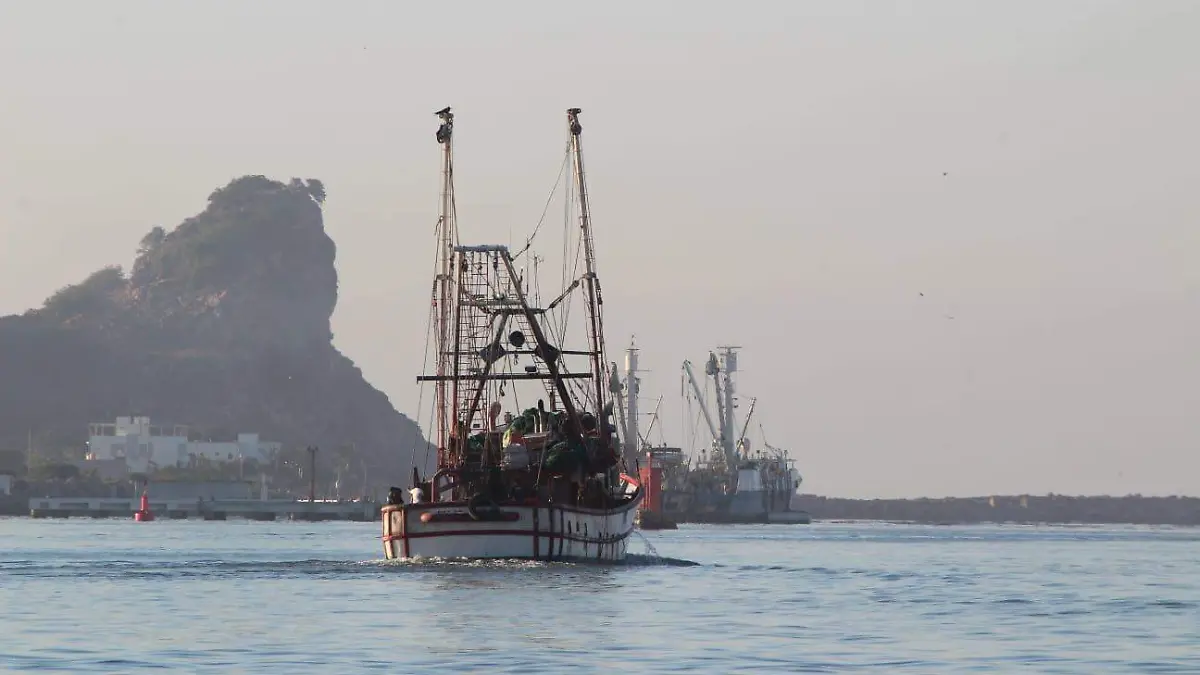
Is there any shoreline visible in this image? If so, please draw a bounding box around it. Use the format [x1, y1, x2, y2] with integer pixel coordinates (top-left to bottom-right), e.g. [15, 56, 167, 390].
[794, 494, 1200, 527]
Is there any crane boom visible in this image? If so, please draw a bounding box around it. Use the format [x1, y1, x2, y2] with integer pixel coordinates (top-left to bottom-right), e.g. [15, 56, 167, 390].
[642, 395, 664, 446]
[735, 397, 757, 457]
[682, 360, 720, 444]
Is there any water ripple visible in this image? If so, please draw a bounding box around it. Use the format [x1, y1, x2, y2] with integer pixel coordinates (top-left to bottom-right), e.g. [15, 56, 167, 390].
[1, 519, 1198, 673]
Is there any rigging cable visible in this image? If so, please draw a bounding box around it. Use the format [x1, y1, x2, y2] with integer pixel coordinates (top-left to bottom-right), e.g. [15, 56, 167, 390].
[551, 187, 588, 409]
[413, 219, 445, 474]
[512, 141, 571, 262]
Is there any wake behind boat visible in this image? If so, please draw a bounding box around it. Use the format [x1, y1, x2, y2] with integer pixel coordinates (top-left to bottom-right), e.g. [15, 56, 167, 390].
[381, 107, 643, 561]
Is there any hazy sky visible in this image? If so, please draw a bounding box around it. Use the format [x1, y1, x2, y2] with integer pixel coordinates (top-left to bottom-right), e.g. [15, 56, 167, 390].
[2, 1, 1197, 498]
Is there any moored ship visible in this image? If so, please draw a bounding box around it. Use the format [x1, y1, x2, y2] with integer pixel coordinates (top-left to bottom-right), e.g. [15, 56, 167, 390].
[621, 346, 811, 526]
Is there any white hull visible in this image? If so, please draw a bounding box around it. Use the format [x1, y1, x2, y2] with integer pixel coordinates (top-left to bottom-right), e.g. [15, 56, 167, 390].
[383, 494, 641, 562]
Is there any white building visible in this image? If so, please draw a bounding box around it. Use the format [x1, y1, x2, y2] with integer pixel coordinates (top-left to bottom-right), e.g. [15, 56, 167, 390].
[0, 472, 12, 496]
[87, 416, 281, 474]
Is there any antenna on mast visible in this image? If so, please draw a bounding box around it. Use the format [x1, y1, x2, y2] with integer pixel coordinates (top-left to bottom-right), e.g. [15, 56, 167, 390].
[435, 107, 453, 141]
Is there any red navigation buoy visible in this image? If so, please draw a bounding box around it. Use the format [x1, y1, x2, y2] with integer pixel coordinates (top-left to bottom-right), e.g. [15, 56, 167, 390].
[134, 491, 155, 522]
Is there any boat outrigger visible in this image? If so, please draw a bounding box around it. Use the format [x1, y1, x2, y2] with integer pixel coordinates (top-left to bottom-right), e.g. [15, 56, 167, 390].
[381, 107, 643, 561]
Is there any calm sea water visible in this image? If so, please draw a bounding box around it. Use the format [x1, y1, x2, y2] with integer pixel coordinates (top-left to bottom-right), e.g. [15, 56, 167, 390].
[1, 518, 1197, 673]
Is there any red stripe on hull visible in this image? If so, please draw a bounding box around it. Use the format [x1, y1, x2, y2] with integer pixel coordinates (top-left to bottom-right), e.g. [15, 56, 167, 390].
[383, 500, 637, 518]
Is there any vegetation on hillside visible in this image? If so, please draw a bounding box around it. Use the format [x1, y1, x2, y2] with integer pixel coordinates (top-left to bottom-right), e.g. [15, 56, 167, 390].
[41, 265, 128, 324]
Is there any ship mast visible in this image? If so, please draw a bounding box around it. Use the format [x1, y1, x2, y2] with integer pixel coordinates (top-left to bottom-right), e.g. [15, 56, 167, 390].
[433, 106, 457, 466]
[718, 347, 742, 469]
[624, 338, 640, 463]
[566, 108, 615, 455]
[705, 348, 741, 471]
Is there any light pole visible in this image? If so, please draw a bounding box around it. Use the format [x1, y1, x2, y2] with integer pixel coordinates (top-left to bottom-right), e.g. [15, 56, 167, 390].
[306, 445, 318, 502]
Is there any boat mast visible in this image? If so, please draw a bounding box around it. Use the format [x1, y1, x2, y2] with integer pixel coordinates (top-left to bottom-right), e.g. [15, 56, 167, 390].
[610, 363, 628, 452]
[433, 106, 457, 466]
[566, 108, 612, 441]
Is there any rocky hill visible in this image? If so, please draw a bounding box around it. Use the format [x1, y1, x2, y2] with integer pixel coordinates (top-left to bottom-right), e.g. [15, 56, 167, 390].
[0, 175, 427, 495]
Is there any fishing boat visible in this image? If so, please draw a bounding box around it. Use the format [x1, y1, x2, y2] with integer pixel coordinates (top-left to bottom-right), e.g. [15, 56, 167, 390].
[381, 107, 643, 561]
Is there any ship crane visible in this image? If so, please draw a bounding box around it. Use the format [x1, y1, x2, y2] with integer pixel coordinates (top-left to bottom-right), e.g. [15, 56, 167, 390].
[641, 395, 665, 447]
[760, 423, 802, 488]
[682, 359, 721, 461]
[758, 423, 784, 457]
[735, 397, 757, 459]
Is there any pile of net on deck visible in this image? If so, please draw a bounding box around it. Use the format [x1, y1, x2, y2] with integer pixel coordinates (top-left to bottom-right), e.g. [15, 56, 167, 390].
[501, 408, 539, 448]
[502, 407, 615, 475]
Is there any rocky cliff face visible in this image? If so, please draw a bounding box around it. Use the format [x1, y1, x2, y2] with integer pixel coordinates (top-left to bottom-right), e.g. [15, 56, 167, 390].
[0, 176, 425, 494]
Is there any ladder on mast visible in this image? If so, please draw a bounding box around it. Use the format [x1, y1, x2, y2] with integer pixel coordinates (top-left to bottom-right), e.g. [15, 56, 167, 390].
[453, 248, 505, 431]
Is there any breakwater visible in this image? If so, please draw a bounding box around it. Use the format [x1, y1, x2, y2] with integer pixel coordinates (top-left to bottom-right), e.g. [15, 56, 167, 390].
[795, 494, 1200, 526]
[26, 496, 378, 521]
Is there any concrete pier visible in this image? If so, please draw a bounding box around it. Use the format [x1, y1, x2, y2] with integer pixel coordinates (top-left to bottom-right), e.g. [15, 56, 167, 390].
[28, 497, 379, 521]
